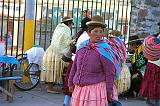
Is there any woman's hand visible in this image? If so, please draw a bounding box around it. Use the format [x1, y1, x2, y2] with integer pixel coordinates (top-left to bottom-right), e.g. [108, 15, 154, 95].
[71, 39, 76, 45]
[69, 86, 74, 92]
[70, 40, 77, 53]
[107, 94, 113, 102]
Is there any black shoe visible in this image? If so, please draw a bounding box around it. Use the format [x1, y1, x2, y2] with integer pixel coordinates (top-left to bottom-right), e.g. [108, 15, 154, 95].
[120, 91, 134, 98]
[146, 99, 154, 106]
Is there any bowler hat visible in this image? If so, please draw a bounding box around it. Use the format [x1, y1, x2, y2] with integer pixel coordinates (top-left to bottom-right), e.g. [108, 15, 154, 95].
[128, 35, 144, 44]
[61, 16, 73, 23]
[86, 15, 107, 28]
[109, 30, 121, 37]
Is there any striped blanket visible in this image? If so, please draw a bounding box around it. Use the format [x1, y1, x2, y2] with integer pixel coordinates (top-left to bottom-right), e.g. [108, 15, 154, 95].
[143, 35, 160, 61]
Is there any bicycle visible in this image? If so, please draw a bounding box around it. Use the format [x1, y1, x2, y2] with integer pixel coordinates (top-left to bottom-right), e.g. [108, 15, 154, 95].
[11, 54, 41, 91]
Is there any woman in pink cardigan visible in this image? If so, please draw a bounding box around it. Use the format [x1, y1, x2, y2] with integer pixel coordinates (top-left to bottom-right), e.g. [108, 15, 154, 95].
[68, 15, 120, 106]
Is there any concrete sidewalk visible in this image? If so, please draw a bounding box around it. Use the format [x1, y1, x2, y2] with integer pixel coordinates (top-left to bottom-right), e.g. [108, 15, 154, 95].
[0, 84, 148, 106]
[0, 87, 64, 106]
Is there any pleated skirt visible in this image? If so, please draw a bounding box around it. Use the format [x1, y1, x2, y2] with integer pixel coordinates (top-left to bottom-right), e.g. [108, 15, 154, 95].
[139, 62, 160, 100]
[40, 48, 66, 83]
[70, 82, 118, 106]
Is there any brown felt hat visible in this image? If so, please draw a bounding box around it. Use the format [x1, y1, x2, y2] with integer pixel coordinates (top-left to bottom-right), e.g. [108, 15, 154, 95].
[86, 15, 107, 28]
[61, 16, 73, 23]
[109, 30, 121, 37]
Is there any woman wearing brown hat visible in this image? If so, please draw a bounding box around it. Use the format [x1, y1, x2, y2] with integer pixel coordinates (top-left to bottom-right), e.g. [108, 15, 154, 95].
[68, 15, 120, 106]
[41, 16, 74, 93]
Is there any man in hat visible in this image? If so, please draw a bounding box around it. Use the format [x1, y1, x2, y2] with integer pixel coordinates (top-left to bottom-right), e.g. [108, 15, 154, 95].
[41, 16, 74, 93]
[126, 34, 148, 97]
[128, 35, 143, 54]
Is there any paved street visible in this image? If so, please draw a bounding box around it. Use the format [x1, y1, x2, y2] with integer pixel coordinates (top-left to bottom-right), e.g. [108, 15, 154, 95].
[0, 84, 148, 106]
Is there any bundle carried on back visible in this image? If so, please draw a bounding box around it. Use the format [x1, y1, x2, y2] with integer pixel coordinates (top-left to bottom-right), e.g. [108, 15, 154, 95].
[143, 33, 160, 61]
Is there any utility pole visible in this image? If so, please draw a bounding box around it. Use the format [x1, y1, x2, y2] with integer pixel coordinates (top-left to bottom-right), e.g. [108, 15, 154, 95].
[24, 0, 35, 52]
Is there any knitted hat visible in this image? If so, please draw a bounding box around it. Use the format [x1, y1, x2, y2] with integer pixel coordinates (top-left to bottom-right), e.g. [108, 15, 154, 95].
[61, 16, 73, 23]
[86, 15, 107, 28]
[143, 35, 160, 61]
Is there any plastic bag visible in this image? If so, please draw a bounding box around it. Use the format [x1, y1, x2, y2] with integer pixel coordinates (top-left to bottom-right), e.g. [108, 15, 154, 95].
[108, 100, 122, 106]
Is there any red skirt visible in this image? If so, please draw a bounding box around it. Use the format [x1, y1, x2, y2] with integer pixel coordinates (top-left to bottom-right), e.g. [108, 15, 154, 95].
[63, 61, 73, 96]
[139, 62, 160, 100]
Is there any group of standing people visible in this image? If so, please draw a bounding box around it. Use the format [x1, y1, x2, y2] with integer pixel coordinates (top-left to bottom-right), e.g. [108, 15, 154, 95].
[41, 9, 126, 106]
[40, 7, 160, 106]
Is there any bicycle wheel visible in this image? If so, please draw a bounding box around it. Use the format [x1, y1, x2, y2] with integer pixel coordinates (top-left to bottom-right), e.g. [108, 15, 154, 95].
[12, 57, 40, 91]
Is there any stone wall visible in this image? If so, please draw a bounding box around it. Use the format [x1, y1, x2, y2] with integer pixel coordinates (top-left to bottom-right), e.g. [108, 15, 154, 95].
[130, 0, 160, 37]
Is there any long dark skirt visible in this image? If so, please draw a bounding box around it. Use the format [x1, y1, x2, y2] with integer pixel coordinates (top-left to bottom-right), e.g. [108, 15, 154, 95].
[63, 61, 73, 96]
[139, 62, 160, 100]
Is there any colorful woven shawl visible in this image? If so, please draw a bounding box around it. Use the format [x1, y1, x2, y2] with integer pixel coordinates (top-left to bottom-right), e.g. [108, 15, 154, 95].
[108, 37, 126, 64]
[78, 39, 121, 80]
[143, 35, 160, 61]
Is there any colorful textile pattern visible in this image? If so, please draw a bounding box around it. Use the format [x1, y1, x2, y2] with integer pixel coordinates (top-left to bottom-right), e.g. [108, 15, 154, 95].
[108, 37, 126, 65]
[143, 35, 160, 61]
[131, 45, 147, 76]
[78, 40, 121, 80]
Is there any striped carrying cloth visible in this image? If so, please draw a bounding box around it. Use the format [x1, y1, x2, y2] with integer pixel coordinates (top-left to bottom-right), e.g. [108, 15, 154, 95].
[108, 37, 126, 65]
[143, 35, 160, 61]
[78, 39, 121, 80]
